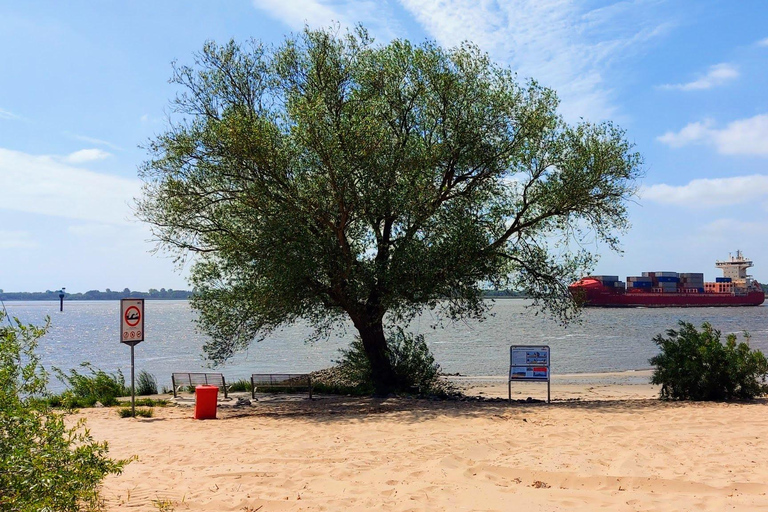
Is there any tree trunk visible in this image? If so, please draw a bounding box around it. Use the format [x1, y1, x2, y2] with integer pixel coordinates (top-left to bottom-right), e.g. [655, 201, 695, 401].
[355, 318, 397, 396]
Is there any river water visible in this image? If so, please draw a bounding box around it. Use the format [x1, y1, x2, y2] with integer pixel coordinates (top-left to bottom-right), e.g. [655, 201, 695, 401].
[3, 300, 767, 391]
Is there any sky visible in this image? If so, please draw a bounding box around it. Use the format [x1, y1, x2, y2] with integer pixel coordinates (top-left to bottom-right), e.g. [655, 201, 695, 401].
[1, 0, 767, 293]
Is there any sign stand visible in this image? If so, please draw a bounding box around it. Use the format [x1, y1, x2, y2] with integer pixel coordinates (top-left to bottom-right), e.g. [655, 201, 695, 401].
[508, 345, 551, 403]
[120, 299, 145, 417]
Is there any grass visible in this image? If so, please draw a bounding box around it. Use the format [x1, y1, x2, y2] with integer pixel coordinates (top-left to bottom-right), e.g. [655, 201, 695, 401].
[118, 398, 169, 407]
[227, 379, 252, 392]
[118, 407, 154, 418]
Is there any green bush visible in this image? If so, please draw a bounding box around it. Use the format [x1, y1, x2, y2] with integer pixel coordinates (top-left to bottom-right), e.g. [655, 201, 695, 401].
[0, 313, 130, 511]
[228, 379, 252, 392]
[334, 328, 455, 396]
[136, 370, 158, 395]
[118, 398, 169, 407]
[118, 407, 154, 418]
[53, 363, 130, 407]
[650, 321, 768, 400]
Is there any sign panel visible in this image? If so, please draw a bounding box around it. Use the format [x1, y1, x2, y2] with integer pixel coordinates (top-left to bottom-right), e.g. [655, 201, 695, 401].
[120, 299, 144, 345]
[509, 346, 550, 380]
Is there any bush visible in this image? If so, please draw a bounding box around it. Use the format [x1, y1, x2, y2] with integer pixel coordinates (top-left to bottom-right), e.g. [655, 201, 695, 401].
[227, 379, 252, 392]
[0, 313, 130, 511]
[118, 407, 154, 418]
[334, 328, 455, 396]
[53, 363, 130, 407]
[136, 370, 158, 396]
[650, 321, 768, 400]
[118, 398, 169, 407]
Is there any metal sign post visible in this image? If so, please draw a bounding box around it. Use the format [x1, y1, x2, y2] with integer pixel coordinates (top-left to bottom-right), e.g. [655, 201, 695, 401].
[509, 345, 551, 403]
[120, 299, 145, 417]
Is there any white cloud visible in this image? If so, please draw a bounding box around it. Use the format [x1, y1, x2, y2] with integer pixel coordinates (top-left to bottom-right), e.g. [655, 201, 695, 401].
[657, 114, 768, 156]
[659, 63, 739, 91]
[63, 148, 113, 164]
[0, 230, 38, 249]
[757, 37, 768, 47]
[0, 148, 140, 224]
[656, 119, 714, 148]
[63, 132, 123, 151]
[641, 175, 768, 207]
[251, 0, 399, 41]
[398, 0, 670, 122]
[0, 108, 21, 121]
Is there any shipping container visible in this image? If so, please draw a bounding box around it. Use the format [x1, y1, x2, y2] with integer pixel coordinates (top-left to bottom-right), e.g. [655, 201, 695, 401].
[656, 276, 680, 283]
[715, 277, 732, 283]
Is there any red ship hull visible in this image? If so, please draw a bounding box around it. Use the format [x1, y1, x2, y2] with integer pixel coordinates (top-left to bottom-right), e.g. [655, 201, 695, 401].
[569, 279, 765, 308]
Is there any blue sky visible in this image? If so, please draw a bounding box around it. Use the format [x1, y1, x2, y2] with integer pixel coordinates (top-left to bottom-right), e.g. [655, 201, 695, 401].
[1, 0, 767, 293]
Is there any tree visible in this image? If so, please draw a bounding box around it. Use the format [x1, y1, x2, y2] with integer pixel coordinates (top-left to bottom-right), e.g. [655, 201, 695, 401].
[137, 26, 641, 393]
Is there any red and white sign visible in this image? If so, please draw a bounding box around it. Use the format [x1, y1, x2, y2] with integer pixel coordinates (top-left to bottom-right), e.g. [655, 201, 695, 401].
[120, 299, 144, 344]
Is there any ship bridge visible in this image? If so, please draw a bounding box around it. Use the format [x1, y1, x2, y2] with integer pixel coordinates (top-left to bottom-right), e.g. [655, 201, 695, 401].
[716, 250, 753, 281]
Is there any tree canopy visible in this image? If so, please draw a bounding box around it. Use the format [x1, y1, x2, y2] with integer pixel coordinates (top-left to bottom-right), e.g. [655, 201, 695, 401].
[137, 26, 641, 393]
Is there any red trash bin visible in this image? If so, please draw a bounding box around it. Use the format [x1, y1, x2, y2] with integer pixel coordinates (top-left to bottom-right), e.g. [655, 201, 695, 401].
[194, 385, 218, 419]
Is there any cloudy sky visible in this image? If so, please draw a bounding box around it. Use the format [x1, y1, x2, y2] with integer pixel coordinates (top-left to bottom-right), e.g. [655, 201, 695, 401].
[1, 0, 767, 293]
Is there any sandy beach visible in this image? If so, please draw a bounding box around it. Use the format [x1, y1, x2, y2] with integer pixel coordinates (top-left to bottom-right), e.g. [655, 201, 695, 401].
[81, 374, 768, 511]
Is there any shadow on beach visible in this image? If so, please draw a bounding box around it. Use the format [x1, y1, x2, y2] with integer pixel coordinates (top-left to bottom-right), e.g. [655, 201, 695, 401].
[206, 393, 768, 425]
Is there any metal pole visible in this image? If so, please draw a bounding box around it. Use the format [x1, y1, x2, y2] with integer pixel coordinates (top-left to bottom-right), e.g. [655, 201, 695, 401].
[131, 344, 135, 417]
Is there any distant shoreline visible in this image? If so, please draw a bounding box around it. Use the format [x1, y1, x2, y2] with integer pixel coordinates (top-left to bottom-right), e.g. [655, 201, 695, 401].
[0, 290, 193, 301]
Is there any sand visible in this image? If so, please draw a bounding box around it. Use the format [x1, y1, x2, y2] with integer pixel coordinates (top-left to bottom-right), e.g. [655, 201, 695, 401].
[79, 374, 768, 511]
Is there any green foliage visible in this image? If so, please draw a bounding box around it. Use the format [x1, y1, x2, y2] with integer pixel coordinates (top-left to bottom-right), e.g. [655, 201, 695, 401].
[650, 321, 768, 400]
[0, 313, 130, 511]
[137, 370, 159, 396]
[137, 26, 641, 391]
[335, 329, 455, 396]
[53, 363, 130, 407]
[227, 379, 252, 392]
[118, 398, 169, 407]
[118, 407, 154, 418]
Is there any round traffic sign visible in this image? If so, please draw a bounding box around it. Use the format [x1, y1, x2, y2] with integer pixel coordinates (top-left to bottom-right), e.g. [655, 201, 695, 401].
[124, 306, 141, 327]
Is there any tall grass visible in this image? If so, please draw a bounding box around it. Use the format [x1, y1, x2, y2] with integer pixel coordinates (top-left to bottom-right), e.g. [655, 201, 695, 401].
[51, 362, 129, 407]
[136, 370, 158, 395]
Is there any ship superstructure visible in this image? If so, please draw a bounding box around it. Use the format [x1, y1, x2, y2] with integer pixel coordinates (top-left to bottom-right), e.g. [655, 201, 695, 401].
[569, 252, 765, 307]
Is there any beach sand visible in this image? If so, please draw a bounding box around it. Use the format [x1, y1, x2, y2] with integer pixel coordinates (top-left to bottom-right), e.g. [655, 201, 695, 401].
[81, 374, 768, 511]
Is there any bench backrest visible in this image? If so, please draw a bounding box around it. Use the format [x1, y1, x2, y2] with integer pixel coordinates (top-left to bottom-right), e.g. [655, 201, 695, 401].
[250, 373, 312, 398]
[171, 372, 228, 397]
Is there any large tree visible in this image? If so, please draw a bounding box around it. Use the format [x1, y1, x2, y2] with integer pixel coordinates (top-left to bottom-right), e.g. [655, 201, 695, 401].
[137, 27, 641, 393]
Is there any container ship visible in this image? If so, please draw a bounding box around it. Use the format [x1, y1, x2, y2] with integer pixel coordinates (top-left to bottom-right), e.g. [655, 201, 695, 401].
[569, 251, 765, 307]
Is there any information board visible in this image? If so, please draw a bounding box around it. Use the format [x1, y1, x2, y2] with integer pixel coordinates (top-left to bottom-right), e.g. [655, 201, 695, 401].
[120, 298, 144, 345]
[509, 346, 550, 380]
[509, 345, 550, 402]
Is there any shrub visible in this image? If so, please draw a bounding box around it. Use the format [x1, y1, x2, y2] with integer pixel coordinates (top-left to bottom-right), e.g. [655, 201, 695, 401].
[227, 379, 252, 392]
[334, 328, 455, 396]
[136, 370, 158, 396]
[118, 407, 154, 418]
[53, 362, 130, 407]
[118, 398, 169, 407]
[0, 313, 130, 511]
[650, 321, 768, 400]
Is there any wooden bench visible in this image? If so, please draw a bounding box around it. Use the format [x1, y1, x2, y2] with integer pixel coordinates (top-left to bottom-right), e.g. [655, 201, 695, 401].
[250, 374, 313, 399]
[171, 372, 229, 398]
